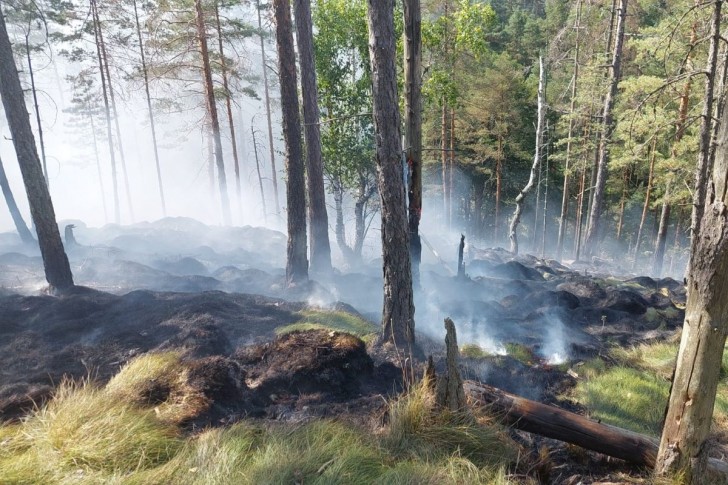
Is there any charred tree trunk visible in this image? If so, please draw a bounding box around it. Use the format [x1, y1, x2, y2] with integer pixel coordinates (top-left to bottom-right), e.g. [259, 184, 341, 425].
[257, 0, 280, 216]
[0, 8, 73, 290]
[509, 57, 545, 255]
[195, 0, 232, 226]
[367, 0, 415, 345]
[214, 1, 242, 218]
[0, 156, 34, 244]
[132, 0, 166, 216]
[656, 64, 728, 479]
[404, 0, 423, 285]
[294, 0, 332, 275]
[435, 318, 466, 411]
[274, 0, 309, 285]
[91, 0, 120, 224]
[584, 0, 628, 256]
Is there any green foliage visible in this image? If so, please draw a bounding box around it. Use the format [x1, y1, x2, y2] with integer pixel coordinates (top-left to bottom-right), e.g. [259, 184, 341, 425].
[277, 309, 378, 340]
[504, 342, 536, 365]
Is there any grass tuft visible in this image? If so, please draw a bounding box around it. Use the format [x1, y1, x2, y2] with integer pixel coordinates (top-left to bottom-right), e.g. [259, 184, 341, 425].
[278, 310, 378, 341]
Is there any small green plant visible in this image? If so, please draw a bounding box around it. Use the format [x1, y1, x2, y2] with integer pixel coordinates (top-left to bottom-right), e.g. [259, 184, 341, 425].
[278, 310, 378, 341]
[460, 344, 492, 359]
[504, 342, 535, 365]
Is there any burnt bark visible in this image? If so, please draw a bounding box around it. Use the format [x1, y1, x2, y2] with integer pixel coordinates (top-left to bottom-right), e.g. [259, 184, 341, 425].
[404, 0, 422, 285]
[274, 0, 309, 285]
[435, 318, 466, 411]
[583, 0, 628, 256]
[195, 0, 232, 226]
[367, 0, 415, 345]
[294, 0, 332, 275]
[0, 8, 73, 290]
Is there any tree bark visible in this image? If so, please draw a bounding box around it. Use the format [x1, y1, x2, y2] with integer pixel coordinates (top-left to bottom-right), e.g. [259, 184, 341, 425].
[132, 0, 166, 216]
[656, 68, 728, 479]
[250, 123, 267, 223]
[573, 167, 587, 260]
[214, 1, 242, 219]
[583, 0, 628, 256]
[294, 0, 332, 275]
[509, 56, 545, 255]
[0, 7, 73, 290]
[24, 33, 48, 189]
[274, 0, 309, 285]
[436, 318, 466, 411]
[633, 137, 657, 264]
[0, 156, 34, 244]
[91, 0, 120, 224]
[616, 168, 628, 240]
[441, 99, 449, 227]
[195, 0, 231, 226]
[404, 0, 422, 285]
[495, 137, 503, 244]
[367, 0, 415, 345]
[652, 181, 671, 278]
[257, 0, 280, 216]
[95, 1, 134, 222]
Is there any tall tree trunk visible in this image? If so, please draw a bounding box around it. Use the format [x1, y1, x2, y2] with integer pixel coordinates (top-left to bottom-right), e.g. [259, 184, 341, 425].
[652, 181, 671, 277]
[95, 1, 134, 222]
[207, 128, 214, 193]
[689, 0, 722, 261]
[574, 166, 587, 260]
[655, 71, 728, 480]
[532, 140, 543, 252]
[24, 33, 48, 189]
[367, 0, 415, 345]
[91, 0, 120, 224]
[274, 0, 308, 285]
[0, 8, 73, 290]
[332, 177, 353, 261]
[450, 107, 455, 228]
[541, 141, 549, 258]
[633, 137, 657, 264]
[472, 175, 485, 239]
[441, 100, 448, 226]
[214, 1, 243, 219]
[404, 0, 422, 285]
[0, 156, 34, 244]
[195, 0, 232, 226]
[89, 115, 108, 223]
[509, 57, 545, 255]
[132, 0, 166, 216]
[495, 137, 503, 243]
[294, 0, 332, 275]
[250, 124, 267, 223]
[584, 0, 628, 256]
[257, 0, 281, 216]
[616, 167, 628, 240]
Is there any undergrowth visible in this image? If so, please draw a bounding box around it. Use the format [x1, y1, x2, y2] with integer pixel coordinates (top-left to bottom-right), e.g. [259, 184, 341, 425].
[277, 309, 379, 342]
[0, 354, 517, 484]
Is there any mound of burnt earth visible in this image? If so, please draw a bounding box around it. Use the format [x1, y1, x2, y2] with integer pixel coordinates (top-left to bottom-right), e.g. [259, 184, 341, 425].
[0, 287, 304, 420]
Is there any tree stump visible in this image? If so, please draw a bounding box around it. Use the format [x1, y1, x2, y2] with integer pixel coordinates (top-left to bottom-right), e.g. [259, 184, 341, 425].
[435, 318, 467, 411]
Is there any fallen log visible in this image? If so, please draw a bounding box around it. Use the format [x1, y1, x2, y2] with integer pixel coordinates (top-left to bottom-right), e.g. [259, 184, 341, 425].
[464, 380, 728, 476]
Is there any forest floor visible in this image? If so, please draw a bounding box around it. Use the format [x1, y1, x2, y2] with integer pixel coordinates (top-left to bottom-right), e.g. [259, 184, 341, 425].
[0, 217, 721, 484]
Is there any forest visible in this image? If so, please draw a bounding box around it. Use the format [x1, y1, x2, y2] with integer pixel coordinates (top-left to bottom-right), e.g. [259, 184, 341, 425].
[1, 0, 728, 483]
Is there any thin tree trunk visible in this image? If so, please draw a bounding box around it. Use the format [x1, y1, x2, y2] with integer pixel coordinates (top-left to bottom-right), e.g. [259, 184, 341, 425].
[652, 181, 671, 277]
[273, 0, 308, 285]
[533, 140, 543, 252]
[541, 139, 549, 258]
[95, 1, 134, 221]
[257, 0, 280, 216]
[214, 1, 242, 218]
[616, 168, 628, 240]
[450, 107, 455, 228]
[294, 0, 332, 274]
[584, 0, 628, 256]
[91, 0, 119, 224]
[367, 0, 415, 345]
[656, 69, 728, 479]
[132, 0, 166, 216]
[0, 156, 34, 244]
[195, 0, 232, 226]
[633, 137, 657, 264]
[24, 33, 48, 189]
[89, 115, 108, 223]
[441, 100, 448, 226]
[0, 7, 73, 290]
[509, 57, 545, 255]
[404, 0, 422, 285]
[207, 128, 214, 193]
[250, 124, 267, 223]
[495, 137, 503, 243]
[574, 167, 587, 260]
[332, 177, 354, 261]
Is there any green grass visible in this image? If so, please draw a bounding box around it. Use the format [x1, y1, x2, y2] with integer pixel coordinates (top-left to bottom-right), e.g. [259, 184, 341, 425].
[278, 310, 379, 342]
[460, 344, 493, 359]
[0, 354, 516, 485]
[504, 342, 536, 365]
